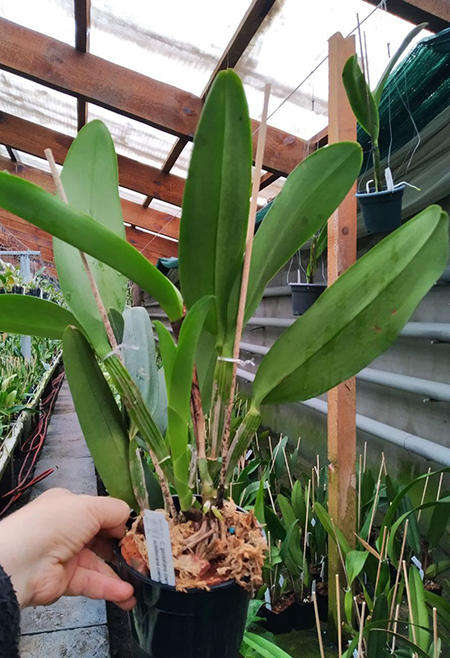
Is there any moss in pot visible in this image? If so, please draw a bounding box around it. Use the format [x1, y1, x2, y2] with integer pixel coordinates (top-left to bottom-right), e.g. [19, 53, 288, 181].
[0, 65, 448, 658]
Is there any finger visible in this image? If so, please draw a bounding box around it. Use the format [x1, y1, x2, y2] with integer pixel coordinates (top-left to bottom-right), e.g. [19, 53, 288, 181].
[66, 552, 135, 603]
[81, 496, 131, 539]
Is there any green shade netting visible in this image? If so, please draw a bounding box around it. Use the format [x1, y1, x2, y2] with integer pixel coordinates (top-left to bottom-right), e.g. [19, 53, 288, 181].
[359, 27, 450, 170]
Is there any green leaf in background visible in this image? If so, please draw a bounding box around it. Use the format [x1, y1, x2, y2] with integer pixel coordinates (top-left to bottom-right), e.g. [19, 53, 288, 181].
[54, 120, 127, 356]
[254, 479, 266, 526]
[277, 494, 297, 530]
[179, 69, 251, 345]
[252, 206, 448, 407]
[409, 566, 430, 652]
[342, 55, 379, 139]
[241, 632, 292, 658]
[129, 439, 164, 511]
[264, 505, 286, 542]
[0, 172, 183, 326]
[373, 23, 428, 105]
[122, 307, 167, 435]
[291, 480, 306, 526]
[366, 594, 389, 658]
[428, 491, 450, 550]
[245, 142, 362, 322]
[63, 326, 137, 510]
[314, 502, 351, 558]
[346, 550, 369, 585]
[0, 295, 79, 339]
[153, 320, 177, 393]
[167, 296, 214, 510]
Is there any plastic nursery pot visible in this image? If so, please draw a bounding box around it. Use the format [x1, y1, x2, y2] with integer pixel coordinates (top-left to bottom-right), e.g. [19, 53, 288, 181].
[260, 599, 295, 635]
[356, 184, 406, 234]
[12, 285, 23, 294]
[292, 600, 315, 631]
[25, 288, 41, 297]
[289, 283, 326, 316]
[115, 545, 250, 658]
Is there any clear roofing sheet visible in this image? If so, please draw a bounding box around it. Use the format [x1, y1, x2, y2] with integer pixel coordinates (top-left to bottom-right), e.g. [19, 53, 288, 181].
[90, 0, 253, 96]
[236, 0, 431, 140]
[0, 0, 74, 44]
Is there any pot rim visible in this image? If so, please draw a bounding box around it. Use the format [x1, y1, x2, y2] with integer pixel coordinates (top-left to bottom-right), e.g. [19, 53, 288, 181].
[114, 540, 241, 595]
[289, 282, 327, 290]
[356, 183, 406, 199]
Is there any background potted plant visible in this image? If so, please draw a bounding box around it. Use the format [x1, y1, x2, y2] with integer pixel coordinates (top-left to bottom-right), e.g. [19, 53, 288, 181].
[289, 223, 327, 315]
[0, 69, 448, 657]
[342, 23, 426, 234]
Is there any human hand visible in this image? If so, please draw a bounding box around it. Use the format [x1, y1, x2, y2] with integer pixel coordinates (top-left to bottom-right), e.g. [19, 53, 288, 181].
[0, 488, 136, 610]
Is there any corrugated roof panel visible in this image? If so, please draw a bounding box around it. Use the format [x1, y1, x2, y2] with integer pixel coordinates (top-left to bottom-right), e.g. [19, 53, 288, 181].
[0, 0, 74, 44]
[90, 0, 253, 95]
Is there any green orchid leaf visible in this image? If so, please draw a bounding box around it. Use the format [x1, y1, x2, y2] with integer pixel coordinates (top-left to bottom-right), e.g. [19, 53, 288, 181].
[179, 69, 251, 344]
[277, 493, 297, 530]
[167, 296, 215, 511]
[373, 23, 427, 106]
[123, 307, 167, 435]
[428, 492, 450, 550]
[63, 326, 137, 510]
[314, 502, 351, 558]
[408, 566, 430, 652]
[252, 206, 448, 407]
[253, 479, 266, 526]
[342, 55, 379, 140]
[0, 295, 79, 339]
[129, 438, 150, 510]
[346, 550, 369, 586]
[153, 321, 177, 393]
[245, 142, 362, 322]
[264, 506, 286, 542]
[242, 632, 292, 658]
[0, 173, 183, 328]
[367, 594, 389, 658]
[291, 480, 306, 526]
[54, 120, 127, 356]
[315, 223, 328, 261]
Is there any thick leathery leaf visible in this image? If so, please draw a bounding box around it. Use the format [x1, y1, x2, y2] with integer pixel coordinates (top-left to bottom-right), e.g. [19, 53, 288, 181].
[346, 550, 369, 585]
[55, 121, 127, 355]
[244, 143, 363, 321]
[0, 172, 183, 325]
[242, 632, 292, 658]
[366, 594, 389, 658]
[167, 296, 214, 510]
[252, 206, 448, 407]
[0, 295, 79, 339]
[342, 55, 379, 139]
[122, 307, 167, 434]
[179, 70, 251, 343]
[63, 326, 137, 509]
[153, 321, 177, 393]
[409, 566, 430, 652]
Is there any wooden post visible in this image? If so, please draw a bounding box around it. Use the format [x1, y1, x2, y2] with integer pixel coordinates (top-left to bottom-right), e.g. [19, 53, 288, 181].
[327, 32, 357, 640]
[132, 283, 142, 307]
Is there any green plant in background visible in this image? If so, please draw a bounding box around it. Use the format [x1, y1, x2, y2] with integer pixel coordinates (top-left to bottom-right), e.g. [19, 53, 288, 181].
[306, 223, 327, 284]
[0, 69, 447, 534]
[342, 23, 426, 192]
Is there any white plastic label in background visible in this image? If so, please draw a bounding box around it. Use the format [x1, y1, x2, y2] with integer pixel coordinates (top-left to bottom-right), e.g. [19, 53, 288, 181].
[411, 556, 425, 581]
[385, 167, 395, 192]
[143, 510, 176, 586]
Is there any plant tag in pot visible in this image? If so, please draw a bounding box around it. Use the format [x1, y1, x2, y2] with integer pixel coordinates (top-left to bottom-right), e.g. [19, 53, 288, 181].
[143, 510, 176, 586]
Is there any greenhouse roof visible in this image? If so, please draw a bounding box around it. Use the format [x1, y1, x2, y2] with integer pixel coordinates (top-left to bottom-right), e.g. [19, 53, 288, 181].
[0, 0, 447, 272]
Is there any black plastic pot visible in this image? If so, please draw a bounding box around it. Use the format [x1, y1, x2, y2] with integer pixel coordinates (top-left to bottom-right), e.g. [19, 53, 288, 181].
[290, 283, 326, 316]
[26, 288, 41, 297]
[12, 285, 23, 294]
[0, 288, 5, 294]
[356, 184, 405, 234]
[292, 601, 315, 630]
[317, 594, 328, 622]
[42, 292, 49, 300]
[260, 602, 295, 635]
[116, 545, 250, 658]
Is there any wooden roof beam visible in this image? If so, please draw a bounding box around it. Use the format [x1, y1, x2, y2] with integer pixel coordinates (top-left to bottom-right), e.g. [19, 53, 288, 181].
[144, 0, 278, 206]
[74, 0, 91, 131]
[365, 0, 449, 32]
[0, 155, 178, 261]
[0, 111, 185, 212]
[0, 18, 308, 176]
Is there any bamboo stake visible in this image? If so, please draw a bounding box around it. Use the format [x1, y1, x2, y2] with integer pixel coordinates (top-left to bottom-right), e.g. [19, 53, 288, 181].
[316, 454, 320, 487]
[331, 517, 347, 583]
[45, 148, 119, 356]
[391, 602, 400, 654]
[363, 442, 367, 473]
[389, 519, 410, 622]
[367, 453, 385, 542]
[336, 573, 342, 658]
[358, 453, 362, 532]
[301, 479, 312, 592]
[374, 526, 388, 599]
[266, 480, 277, 514]
[433, 607, 438, 658]
[311, 467, 316, 506]
[268, 435, 274, 462]
[358, 601, 366, 658]
[437, 473, 444, 501]
[313, 592, 326, 658]
[403, 560, 418, 657]
[218, 84, 270, 489]
[417, 467, 432, 523]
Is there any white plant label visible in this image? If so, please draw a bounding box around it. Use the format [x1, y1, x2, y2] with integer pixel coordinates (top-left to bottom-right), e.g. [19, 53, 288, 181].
[143, 510, 176, 586]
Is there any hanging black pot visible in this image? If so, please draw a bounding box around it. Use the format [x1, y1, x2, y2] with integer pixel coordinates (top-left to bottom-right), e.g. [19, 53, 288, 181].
[289, 283, 326, 316]
[356, 184, 406, 234]
[116, 545, 250, 658]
